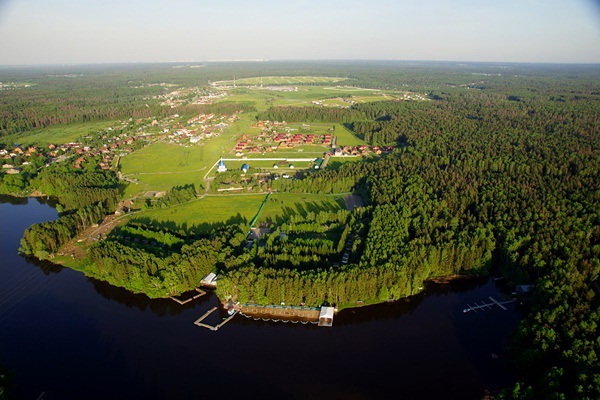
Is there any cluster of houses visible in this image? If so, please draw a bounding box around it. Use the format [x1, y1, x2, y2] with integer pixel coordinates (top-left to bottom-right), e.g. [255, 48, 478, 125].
[233, 123, 333, 156]
[1, 110, 242, 175]
[141, 112, 236, 145]
[0, 82, 32, 90]
[253, 120, 282, 128]
[274, 132, 332, 147]
[154, 86, 225, 108]
[331, 145, 394, 157]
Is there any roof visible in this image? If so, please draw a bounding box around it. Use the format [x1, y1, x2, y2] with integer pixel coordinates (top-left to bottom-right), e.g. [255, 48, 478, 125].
[202, 272, 218, 285]
[516, 284, 534, 294]
[319, 306, 335, 319]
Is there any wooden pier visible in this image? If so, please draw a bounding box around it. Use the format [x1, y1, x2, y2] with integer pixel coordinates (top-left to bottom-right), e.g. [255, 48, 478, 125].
[194, 307, 237, 331]
[170, 288, 206, 305]
[237, 304, 321, 323]
[463, 296, 515, 313]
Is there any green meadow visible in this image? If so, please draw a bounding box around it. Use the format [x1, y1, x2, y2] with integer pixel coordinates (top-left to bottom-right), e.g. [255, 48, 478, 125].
[218, 85, 397, 111]
[0, 120, 119, 146]
[133, 193, 345, 233]
[333, 124, 367, 146]
[215, 76, 347, 86]
[119, 142, 208, 196]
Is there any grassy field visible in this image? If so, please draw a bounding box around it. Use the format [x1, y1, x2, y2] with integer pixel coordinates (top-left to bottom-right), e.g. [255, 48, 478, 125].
[132, 193, 345, 233]
[119, 143, 208, 196]
[215, 76, 347, 86]
[333, 124, 367, 146]
[119, 114, 366, 197]
[120, 117, 245, 196]
[261, 193, 345, 223]
[219, 85, 398, 112]
[0, 120, 119, 146]
[219, 159, 315, 171]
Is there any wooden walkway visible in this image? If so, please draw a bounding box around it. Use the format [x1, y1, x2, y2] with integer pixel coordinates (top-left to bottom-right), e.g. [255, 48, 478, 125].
[194, 307, 238, 331]
[463, 296, 515, 313]
[237, 304, 320, 323]
[170, 288, 206, 305]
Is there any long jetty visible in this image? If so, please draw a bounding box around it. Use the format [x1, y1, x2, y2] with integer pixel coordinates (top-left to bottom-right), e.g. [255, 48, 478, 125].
[463, 296, 515, 313]
[194, 307, 237, 331]
[170, 288, 206, 305]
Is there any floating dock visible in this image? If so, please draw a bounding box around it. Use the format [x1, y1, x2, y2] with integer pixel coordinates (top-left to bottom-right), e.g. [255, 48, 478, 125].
[463, 296, 515, 313]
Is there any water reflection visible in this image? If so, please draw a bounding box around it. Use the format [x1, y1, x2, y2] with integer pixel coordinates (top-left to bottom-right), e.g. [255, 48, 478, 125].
[335, 277, 487, 325]
[1, 197, 520, 400]
[22, 256, 64, 275]
[88, 276, 214, 317]
[0, 194, 28, 205]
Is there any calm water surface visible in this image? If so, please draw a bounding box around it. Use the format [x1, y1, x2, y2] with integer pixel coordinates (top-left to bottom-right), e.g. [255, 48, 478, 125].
[0, 196, 519, 399]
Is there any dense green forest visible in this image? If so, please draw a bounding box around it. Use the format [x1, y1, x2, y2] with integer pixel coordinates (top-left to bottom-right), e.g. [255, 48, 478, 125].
[3, 62, 599, 399]
[18, 163, 121, 258]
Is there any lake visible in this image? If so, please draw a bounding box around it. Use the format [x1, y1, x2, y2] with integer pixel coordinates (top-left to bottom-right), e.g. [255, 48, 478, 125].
[0, 196, 519, 399]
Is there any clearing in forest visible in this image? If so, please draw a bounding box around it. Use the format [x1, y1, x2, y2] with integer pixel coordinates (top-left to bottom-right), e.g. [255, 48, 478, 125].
[213, 76, 348, 87]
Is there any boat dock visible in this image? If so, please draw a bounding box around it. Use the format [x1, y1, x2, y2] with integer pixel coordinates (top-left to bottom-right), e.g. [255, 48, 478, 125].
[463, 296, 515, 313]
[193, 307, 238, 331]
[235, 304, 336, 326]
[237, 304, 321, 322]
[170, 288, 206, 305]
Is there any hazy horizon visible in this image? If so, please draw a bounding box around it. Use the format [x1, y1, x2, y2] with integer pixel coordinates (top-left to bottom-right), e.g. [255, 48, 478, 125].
[2, 59, 600, 69]
[1, 0, 599, 65]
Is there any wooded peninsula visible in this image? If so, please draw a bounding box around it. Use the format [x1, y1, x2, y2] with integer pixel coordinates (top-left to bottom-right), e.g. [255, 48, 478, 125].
[1, 61, 598, 399]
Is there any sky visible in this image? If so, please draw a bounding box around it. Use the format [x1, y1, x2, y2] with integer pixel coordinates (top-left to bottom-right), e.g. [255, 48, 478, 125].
[0, 0, 599, 65]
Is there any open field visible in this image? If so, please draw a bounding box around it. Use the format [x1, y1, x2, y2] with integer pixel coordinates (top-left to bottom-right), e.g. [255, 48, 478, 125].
[120, 143, 207, 174]
[333, 124, 367, 146]
[218, 85, 401, 111]
[119, 142, 208, 196]
[132, 193, 345, 233]
[214, 76, 348, 86]
[119, 119, 243, 196]
[123, 172, 205, 198]
[0, 120, 119, 146]
[217, 159, 315, 172]
[120, 119, 366, 197]
[261, 193, 345, 223]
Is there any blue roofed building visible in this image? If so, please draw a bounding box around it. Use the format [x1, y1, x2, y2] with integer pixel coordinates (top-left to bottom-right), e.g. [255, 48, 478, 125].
[217, 159, 227, 172]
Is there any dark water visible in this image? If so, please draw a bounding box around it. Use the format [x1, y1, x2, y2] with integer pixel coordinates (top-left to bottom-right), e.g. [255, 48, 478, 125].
[0, 196, 520, 400]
